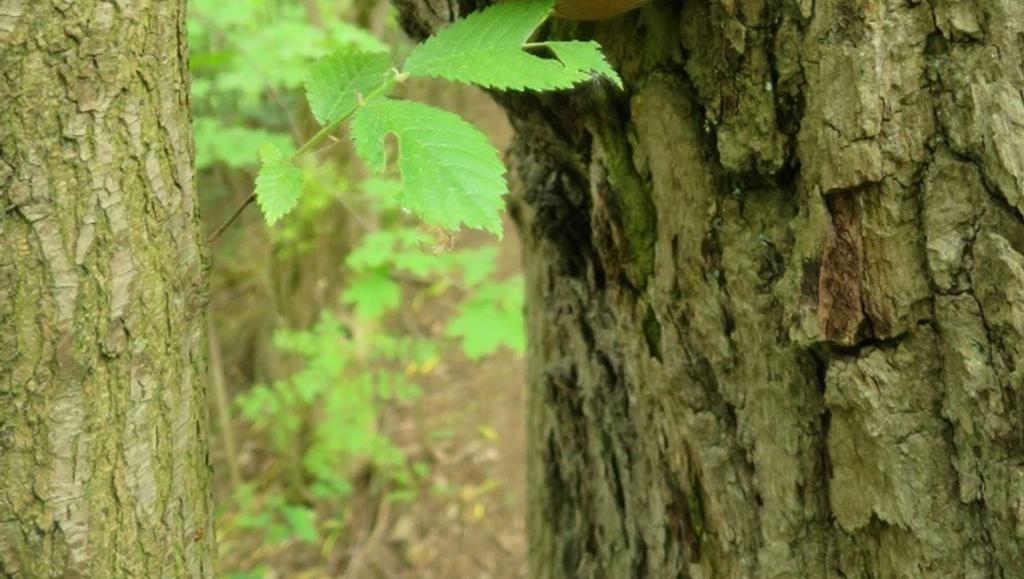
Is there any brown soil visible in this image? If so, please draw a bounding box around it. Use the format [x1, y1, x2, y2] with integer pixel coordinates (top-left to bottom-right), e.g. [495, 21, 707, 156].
[359, 226, 528, 579]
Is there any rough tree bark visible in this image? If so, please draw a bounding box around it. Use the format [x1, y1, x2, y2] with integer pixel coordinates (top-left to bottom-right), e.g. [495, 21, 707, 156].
[0, 1, 213, 576]
[395, 0, 1024, 577]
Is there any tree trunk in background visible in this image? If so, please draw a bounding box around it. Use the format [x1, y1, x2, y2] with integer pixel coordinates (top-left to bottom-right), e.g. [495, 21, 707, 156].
[397, 1, 1024, 577]
[0, 1, 213, 577]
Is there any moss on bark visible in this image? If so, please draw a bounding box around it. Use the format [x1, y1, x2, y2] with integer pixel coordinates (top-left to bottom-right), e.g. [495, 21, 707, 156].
[0, 1, 213, 576]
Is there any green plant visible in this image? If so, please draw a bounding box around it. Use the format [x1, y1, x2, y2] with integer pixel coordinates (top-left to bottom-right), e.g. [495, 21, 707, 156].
[230, 238, 525, 541]
[189, 0, 386, 173]
[235, 310, 426, 502]
[254, 0, 621, 235]
[229, 182, 527, 549]
[343, 223, 527, 358]
[446, 277, 526, 360]
[191, 1, 620, 572]
[233, 485, 320, 545]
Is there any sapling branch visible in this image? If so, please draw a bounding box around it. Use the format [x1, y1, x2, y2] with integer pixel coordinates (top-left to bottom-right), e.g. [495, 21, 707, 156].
[207, 75, 400, 243]
[207, 192, 257, 244]
[212, 0, 620, 242]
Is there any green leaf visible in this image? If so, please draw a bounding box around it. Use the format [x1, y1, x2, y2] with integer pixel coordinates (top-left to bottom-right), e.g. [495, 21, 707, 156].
[255, 144, 303, 225]
[446, 278, 526, 359]
[305, 49, 392, 125]
[341, 270, 402, 319]
[346, 227, 444, 277]
[351, 99, 506, 234]
[346, 230, 401, 270]
[402, 0, 619, 91]
[446, 247, 499, 287]
[279, 504, 319, 544]
[544, 41, 623, 90]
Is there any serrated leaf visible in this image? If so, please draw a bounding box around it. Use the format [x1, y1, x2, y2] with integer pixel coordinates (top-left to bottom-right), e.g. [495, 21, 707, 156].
[402, 0, 619, 91]
[351, 99, 506, 234]
[305, 49, 391, 125]
[544, 41, 623, 89]
[255, 144, 303, 225]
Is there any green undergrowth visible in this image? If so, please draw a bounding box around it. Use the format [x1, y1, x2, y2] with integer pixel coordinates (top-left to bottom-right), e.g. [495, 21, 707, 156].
[186, 0, 614, 573]
[190, 0, 619, 575]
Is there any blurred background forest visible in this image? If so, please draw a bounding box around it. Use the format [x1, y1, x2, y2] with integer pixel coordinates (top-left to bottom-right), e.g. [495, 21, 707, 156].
[188, 1, 527, 576]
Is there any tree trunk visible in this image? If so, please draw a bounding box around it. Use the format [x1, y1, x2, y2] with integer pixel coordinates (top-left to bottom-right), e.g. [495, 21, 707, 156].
[394, 1, 1024, 576]
[0, 1, 213, 576]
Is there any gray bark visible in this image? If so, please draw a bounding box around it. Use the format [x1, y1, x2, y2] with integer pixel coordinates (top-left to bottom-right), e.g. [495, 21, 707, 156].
[0, 1, 214, 576]
[398, 0, 1024, 576]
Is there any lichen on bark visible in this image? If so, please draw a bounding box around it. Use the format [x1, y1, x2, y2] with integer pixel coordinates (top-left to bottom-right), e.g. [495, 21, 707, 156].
[0, 1, 213, 576]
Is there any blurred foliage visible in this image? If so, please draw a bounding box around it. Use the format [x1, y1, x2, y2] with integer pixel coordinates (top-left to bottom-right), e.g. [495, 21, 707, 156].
[189, 1, 525, 576]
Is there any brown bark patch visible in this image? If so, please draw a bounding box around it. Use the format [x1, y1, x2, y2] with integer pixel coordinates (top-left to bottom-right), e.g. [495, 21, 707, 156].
[818, 190, 865, 344]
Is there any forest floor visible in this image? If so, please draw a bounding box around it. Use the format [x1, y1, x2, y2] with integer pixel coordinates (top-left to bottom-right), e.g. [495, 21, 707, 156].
[338, 85, 527, 579]
[366, 224, 527, 579]
[210, 223, 529, 579]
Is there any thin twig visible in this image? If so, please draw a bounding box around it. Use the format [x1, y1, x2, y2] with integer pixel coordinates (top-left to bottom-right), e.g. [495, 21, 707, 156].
[207, 192, 256, 244]
[206, 75, 400, 244]
[268, 86, 306, 145]
[342, 497, 393, 579]
[207, 316, 242, 490]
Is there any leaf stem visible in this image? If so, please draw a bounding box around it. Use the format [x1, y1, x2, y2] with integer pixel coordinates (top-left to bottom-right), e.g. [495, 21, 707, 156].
[291, 76, 395, 160]
[208, 72, 399, 244]
[207, 192, 256, 244]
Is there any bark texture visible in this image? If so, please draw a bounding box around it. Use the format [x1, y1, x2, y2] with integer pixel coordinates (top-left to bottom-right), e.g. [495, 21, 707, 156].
[391, 1, 1024, 577]
[0, 1, 213, 576]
